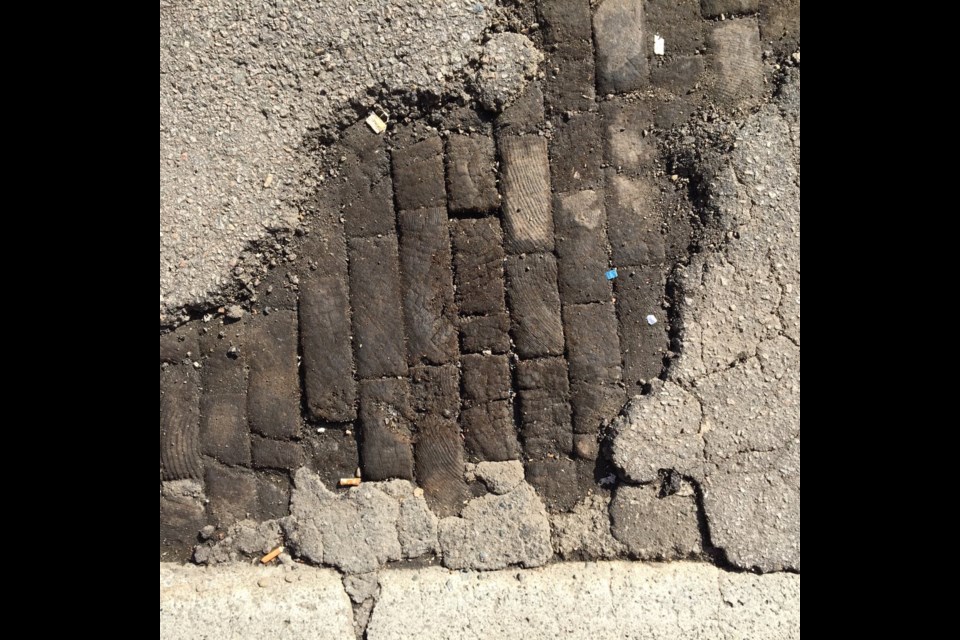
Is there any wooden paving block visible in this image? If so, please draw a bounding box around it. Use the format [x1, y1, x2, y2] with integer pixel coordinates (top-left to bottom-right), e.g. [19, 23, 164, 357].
[349, 235, 409, 379]
[496, 84, 545, 136]
[160, 325, 197, 364]
[460, 313, 511, 354]
[246, 310, 301, 440]
[300, 269, 356, 422]
[446, 134, 499, 214]
[615, 267, 669, 388]
[526, 457, 581, 512]
[398, 207, 458, 366]
[199, 326, 250, 466]
[256, 472, 292, 520]
[410, 364, 461, 420]
[359, 378, 415, 481]
[708, 18, 764, 107]
[499, 135, 554, 254]
[451, 218, 507, 315]
[555, 190, 613, 304]
[415, 415, 470, 517]
[160, 365, 202, 481]
[563, 302, 623, 383]
[570, 379, 627, 435]
[543, 40, 596, 114]
[538, 0, 593, 45]
[549, 112, 603, 192]
[516, 358, 573, 459]
[251, 436, 305, 471]
[462, 400, 521, 462]
[462, 353, 512, 405]
[606, 173, 665, 266]
[392, 135, 446, 211]
[205, 462, 258, 527]
[505, 253, 565, 358]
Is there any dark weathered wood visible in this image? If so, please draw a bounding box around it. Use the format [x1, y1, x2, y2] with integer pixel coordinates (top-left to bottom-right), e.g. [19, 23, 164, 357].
[554, 190, 613, 305]
[415, 415, 470, 517]
[462, 400, 521, 462]
[205, 462, 258, 527]
[199, 325, 250, 466]
[446, 134, 499, 214]
[359, 378, 415, 481]
[615, 266, 669, 389]
[246, 310, 301, 440]
[348, 235, 409, 379]
[460, 313, 511, 354]
[160, 365, 203, 481]
[499, 135, 554, 254]
[516, 357, 573, 459]
[398, 207, 458, 366]
[392, 134, 446, 211]
[563, 303, 623, 383]
[505, 253, 565, 358]
[451, 218, 507, 316]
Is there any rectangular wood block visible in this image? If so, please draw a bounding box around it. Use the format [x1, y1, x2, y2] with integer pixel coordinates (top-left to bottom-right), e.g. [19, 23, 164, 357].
[398, 207, 458, 366]
[505, 253, 565, 358]
[499, 135, 554, 254]
[348, 235, 409, 379]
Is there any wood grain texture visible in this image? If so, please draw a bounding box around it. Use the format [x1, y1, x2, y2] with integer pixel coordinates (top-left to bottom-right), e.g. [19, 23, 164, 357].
[398, 207, 458, 366]
[246, 310, 301, 440]
[505, 253, 565, 358]
[499, 135, 554, 254]
[160, 365, 203, 481]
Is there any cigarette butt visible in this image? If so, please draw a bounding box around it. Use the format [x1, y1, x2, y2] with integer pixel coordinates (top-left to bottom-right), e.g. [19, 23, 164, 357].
[339, 477, 361, 487]
[260, 546, 283, 564]
[365, 113, 387, 134]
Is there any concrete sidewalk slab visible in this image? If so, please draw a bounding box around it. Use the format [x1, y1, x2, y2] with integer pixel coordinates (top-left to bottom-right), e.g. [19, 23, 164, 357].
[159, 563, 353, 640]
[367, 562, 800, 640]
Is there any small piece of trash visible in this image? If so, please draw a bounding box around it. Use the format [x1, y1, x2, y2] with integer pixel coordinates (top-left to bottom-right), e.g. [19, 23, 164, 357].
[316, 427, 326, 434]
[654, 34, 665, 56]
[260, 546, 283, 564]
[646, 314, 658, 325]
[339, 477, 361, 487]
[365, 110, 388, 134]
[605, 268, 618, 280]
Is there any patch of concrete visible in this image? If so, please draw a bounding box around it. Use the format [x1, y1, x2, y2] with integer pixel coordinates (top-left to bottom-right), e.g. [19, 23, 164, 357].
[159, 0, 493, 318]
[438, 481, 552, 570]
[342, 572, 380, 605]
[194, 519, 282, 565]
[159, 563, 354, 640]
[474, 460, 526, 494]
[379, 480, 439, 559]
[611, 381, 705, 483]
[278, 470, 444, 574]
[609, 483, 702, 560]
[551, 494, 625, 560]
[366, 562, 800, 639]
[475, 32, 543, 111]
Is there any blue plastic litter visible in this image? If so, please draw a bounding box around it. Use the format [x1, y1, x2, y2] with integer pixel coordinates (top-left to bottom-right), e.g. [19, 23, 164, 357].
[605, 268, 618, 280]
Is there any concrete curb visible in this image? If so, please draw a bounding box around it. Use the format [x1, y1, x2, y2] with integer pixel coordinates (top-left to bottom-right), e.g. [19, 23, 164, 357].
[160, 561, 799, 639]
